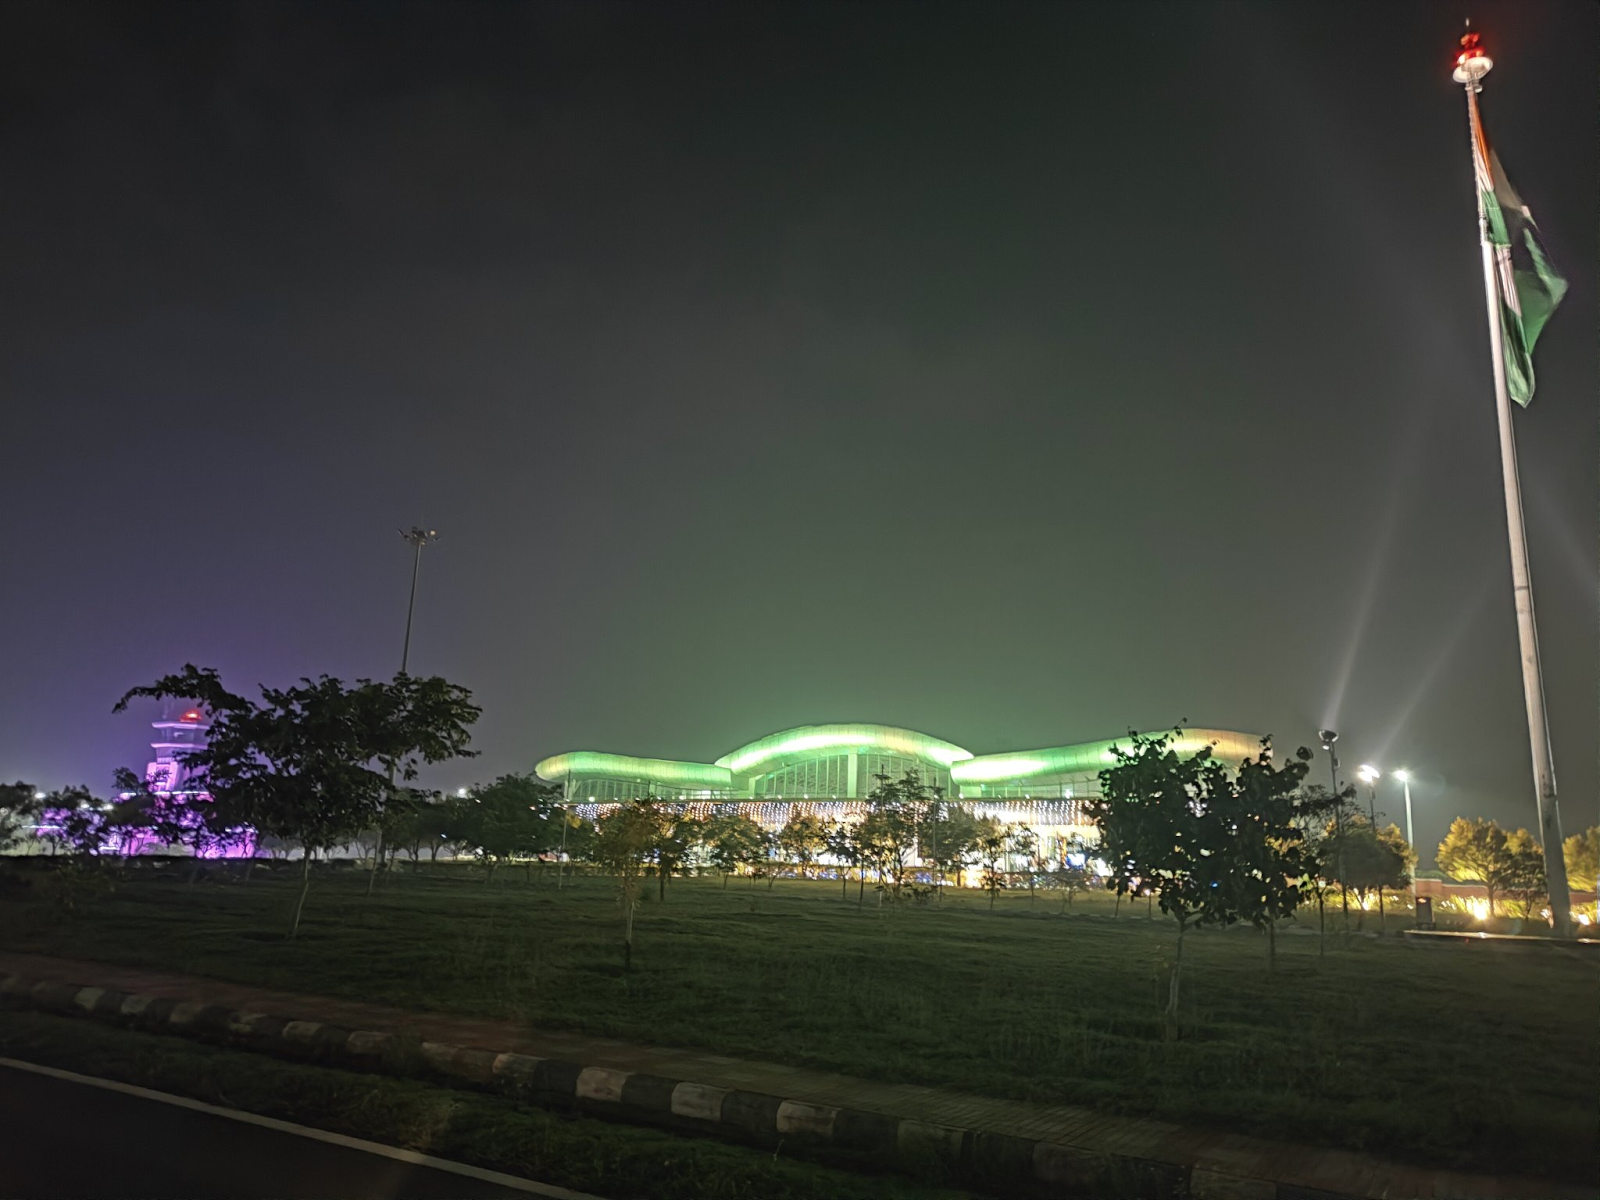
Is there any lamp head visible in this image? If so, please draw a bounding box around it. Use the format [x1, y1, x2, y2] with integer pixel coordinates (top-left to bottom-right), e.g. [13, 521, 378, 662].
[1392, 769, 1411, 784]
[1357, 764, 1380, 784]
[1318, 729, 1338, 748]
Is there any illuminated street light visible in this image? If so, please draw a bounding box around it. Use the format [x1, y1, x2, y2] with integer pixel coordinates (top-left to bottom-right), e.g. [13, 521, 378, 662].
[1357, 763, 1380, 826]
[1319, 730, 1348, 924]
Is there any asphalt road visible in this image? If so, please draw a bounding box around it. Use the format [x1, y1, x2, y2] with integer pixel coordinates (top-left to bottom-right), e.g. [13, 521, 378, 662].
[0, 1059, 600, 1200]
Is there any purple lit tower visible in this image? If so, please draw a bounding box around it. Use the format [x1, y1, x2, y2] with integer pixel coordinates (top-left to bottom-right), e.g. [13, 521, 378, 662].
[133, 705, 255, 857]
[146, 706, 209, 794]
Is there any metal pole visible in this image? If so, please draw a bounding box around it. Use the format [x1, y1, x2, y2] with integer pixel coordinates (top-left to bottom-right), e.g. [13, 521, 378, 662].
[401, 539, 424, 675]
[1461, 75, 1572, 934]
[1327, 752, 1347, 924]
[558, 779, 570, 889]
[1401, 776, 1415, 904]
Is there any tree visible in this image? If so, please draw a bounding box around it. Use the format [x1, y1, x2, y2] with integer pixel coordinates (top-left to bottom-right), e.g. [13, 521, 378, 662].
[1049, 836, 1094, 910]
[777, 812, 826, 879]
[822, 819, 860, 899]
[115, 664, 479, 938]
[704, 813, 768, 888]
[854, 770, 935, 904]
[1563, 826, 1598, 896]
[1502, 829, 1548, 920]
[654, 812, 704, 899]
[918, 802, 983, 894]
[591, 800, 670, 969]
[1321, 815, 1412, 933]
[1091, 730, 1325, 1036]
[0, 782, 42, 856]
[1011, 825, 1043, 902]
[1437, 817, 1512, 917]
[975, 819, 1008, 910]
[454, 774, 560, 883]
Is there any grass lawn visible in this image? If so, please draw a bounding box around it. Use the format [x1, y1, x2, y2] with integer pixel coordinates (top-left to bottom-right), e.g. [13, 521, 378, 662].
[3, 862, 1595, 1181]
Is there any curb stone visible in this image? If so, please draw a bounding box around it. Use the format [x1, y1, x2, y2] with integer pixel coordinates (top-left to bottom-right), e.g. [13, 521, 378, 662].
[0, 971, 1590, 1200]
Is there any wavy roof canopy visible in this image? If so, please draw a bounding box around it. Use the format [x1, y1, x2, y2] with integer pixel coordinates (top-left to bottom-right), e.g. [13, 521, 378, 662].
[535, 726, 1265, 795]
[715, 724, 972, 778]
[533, 751, 731, 791]
[950, 729, 1265, 785]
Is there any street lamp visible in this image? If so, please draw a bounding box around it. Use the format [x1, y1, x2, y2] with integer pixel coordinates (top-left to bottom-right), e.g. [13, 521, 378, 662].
[398, 527, 440, 675]
[1358, 764, 1381, 825]
[1319, 730, 1348, 924]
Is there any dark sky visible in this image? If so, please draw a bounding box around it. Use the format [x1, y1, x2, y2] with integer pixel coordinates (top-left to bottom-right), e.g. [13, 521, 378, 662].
[4, 1, 1594, 863]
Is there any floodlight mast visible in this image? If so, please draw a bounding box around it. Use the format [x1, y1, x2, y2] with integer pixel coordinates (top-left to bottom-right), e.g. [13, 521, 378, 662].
[1454, 29, 1572, 934]
[399, 527, 439, 675]
[1319, 730, 1348, 925]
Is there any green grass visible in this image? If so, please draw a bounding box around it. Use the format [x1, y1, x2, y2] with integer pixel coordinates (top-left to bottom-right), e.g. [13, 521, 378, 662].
[0, 1009, 962, 1200]
[3, 863, 1596, 1181]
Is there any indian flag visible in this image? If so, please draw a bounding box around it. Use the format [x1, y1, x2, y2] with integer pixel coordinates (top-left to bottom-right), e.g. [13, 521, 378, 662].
[1469, 93, 1567, 406]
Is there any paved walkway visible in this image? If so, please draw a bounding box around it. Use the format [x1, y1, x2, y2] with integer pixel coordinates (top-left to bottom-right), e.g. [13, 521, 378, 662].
[0, 950, 1590, 1200]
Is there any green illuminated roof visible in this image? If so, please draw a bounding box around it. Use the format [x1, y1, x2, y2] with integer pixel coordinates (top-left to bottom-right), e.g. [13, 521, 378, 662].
[535, 726, 1265, 797]
[715, 724, 973, 778]
[949, 728, 1265, 785]
[533, 751, 731, 791]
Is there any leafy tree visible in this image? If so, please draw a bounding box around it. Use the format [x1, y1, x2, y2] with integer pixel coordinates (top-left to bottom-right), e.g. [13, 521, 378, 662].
[654, 812, 704, 899]
[1092, 730, 1327, 1035]
[704, 813, 769, 887]
[854, 770, 936, 904]
[1320, 814, 1413, 933]
[1502, 828, 1548, 920]
[822, 818, 860, 899]
[974, 819, 1008, 910]
[919, 801, 983, 893]
[1010, 825, 1043, 902]
[1437, 817, 1513, 917]
[453, 774, 561, 883]
[0, 782, 42, 856]
[1049, 836, 1095, 910]
[1563, 826, 1598, 896]
[115, 664, 479, 938]
[776, 812, 826, 879]
[591, 801, 671, 969]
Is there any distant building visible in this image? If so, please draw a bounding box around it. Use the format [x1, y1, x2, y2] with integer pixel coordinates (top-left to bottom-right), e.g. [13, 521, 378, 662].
[536, 723, 1262, 863]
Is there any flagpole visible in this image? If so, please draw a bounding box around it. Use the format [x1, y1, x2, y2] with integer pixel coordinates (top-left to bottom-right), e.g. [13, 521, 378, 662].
[1454, 34, 1572, 935]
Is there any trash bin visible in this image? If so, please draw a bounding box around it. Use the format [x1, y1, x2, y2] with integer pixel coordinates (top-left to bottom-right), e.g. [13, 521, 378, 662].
[1415, 896, 1434, 930]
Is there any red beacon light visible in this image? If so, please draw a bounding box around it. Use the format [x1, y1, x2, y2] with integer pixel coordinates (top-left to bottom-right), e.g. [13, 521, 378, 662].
[1453, 29, 1492, 87]
[181, 709, 202, 722]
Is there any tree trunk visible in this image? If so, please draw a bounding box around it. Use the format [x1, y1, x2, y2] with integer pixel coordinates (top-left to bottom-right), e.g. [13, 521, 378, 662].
[1317, 891, 1325, 958]
[1164, 917, 1186, 1041]
[858, 872, 866, 908]
[1147, 892, 1154, 919]
[289, 852, 313, 940]
[623, 898, 635, 972]
[366, 827, 384, 897]
[1114, 891, 1122, 919]
[1377, 887, 1386, 934]
[768, 871, 774, 891]
[840, 870, 847, 900]
[1266, 920, 1276, 973]
[989, 884, 997, 911]
[723, 871, 730, 890]
[658, 867, 666, 902]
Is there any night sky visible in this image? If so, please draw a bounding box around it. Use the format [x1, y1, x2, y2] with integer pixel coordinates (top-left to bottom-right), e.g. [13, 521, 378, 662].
[4, 1, 1594, 865]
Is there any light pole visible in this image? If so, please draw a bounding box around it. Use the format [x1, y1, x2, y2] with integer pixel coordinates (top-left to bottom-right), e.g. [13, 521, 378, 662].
[1357, 764, 1381, 826]
[1358, 763, 1384, 930]
[1394, 769, 1416, 905]
[1320, 730, 1348, 926]
[398, 527, 439, 675]
[372, 526, 438, 897]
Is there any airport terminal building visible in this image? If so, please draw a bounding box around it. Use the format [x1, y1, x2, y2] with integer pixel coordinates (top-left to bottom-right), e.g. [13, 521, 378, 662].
[535, 723, 1263, 854]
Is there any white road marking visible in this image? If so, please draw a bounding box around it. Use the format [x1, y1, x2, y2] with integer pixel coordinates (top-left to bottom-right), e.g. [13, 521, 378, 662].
[0, 1055, 603, 1200]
